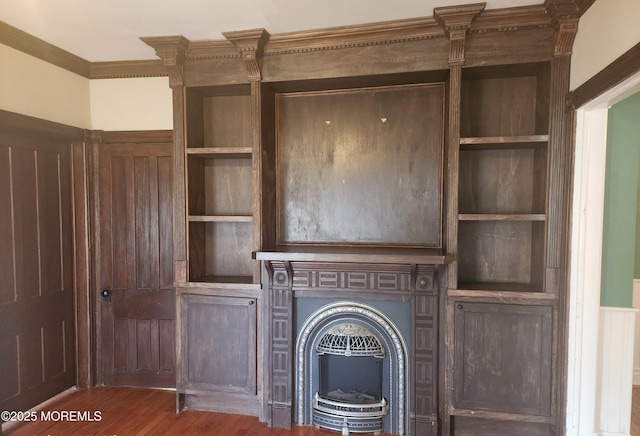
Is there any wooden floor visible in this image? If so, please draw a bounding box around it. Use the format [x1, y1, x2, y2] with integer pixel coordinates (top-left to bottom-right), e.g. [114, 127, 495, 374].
[3, 387, 391, 436]
[633, 386, 640, 436]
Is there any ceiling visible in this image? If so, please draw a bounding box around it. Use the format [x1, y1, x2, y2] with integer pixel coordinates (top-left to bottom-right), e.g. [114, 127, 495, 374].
[0, 0, 541, 62]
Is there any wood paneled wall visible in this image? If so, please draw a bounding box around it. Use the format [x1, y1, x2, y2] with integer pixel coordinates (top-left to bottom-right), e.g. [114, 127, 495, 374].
[0, 110, 83, 414]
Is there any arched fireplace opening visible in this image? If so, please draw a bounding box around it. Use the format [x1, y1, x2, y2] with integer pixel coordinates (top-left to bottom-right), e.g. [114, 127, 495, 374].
[296, 302, 408, 435]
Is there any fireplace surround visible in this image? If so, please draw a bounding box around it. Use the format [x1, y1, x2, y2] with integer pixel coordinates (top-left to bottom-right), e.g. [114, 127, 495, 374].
[257, 250, 448, 435]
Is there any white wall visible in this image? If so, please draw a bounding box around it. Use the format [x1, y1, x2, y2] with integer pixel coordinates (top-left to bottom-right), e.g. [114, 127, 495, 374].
[0, 43, 91, 128]
[571, 0, 640, 91]
[89, 77, 173, 131]
[0, 43, 173, 131]
[634, 279, 640, 385]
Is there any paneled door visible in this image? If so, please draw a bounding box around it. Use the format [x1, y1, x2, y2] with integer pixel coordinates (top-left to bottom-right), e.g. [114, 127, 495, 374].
[97, 135, 174, 387]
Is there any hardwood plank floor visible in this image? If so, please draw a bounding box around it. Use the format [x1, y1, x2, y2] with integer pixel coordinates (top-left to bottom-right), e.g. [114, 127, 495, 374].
[633, 386, 640, 436]
[2, 387, 392, 436]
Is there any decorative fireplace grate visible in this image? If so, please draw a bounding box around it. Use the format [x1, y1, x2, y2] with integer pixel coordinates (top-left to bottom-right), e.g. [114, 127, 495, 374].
[313, 322, 388, 434]
[316, 323, 385, 358]
[313, 393, 388, 435]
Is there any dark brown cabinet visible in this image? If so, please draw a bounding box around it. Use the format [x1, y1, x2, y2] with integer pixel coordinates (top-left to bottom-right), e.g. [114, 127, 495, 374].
[177, 293, 258, 414]
[453, 302, 552, 415]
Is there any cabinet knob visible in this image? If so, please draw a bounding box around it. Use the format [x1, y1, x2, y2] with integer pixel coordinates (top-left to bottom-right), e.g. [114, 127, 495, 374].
[457, 304, 463, 310]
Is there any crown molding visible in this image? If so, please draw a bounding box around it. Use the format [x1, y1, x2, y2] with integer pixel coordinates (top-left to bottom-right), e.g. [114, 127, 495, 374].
[470, 5, 551, 33]
[264, 16, 445, 55]
[0, 20, 90, 78]
[223, 28, 270, 81]
[89, 60, 168, 79]
[2, 4, 564, 80]
[139, 35, 189, 86]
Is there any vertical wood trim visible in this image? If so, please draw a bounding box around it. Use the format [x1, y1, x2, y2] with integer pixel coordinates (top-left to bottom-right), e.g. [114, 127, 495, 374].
[91, 131, 104, 386]
[546, 54, 572, 277]
[172, 87, 187, 282]
[72, 140, 92, 388]
[443, 65, 462, 436]
[252, 81, 262, 283]
[596, 307, 637, 435]
[445, 65, 462, 289]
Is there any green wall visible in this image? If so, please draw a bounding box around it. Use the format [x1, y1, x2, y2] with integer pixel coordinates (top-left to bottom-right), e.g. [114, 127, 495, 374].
[601, 91, 640, 307]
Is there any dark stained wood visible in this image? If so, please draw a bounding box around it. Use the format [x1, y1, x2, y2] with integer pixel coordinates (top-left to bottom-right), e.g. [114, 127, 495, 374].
[143, 4, 579, 435]
[89, 60, 168, 79]
[255, 247, 451, 265]
[0, 21, 90, 77]
[97, 138, 175, 388]
[412, 291, 439, 434]
[453, 302, 553, 416]
[451, 416, 552, 436]
[178, 294, 258, 415]
[275, 83, 444, 247]
[185, 84, 256, 282]
[0, 110, 85, 142]
[0, 119, 76, 414]
[570, 41, 640, 109]
[4, 387, 392, 436]
[72, 140, 92, 389]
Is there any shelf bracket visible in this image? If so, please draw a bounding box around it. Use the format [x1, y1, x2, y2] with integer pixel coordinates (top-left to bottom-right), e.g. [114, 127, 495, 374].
[224, 28, 270, 82]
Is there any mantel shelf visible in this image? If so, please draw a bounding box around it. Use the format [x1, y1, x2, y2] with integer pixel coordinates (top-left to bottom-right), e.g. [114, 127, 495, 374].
[188, 215, 253, 223]
[187, 147, 253, 158]
[255, 247, 453, 265]
[459, 213, 546, 221]
[460, 135, 548, 150]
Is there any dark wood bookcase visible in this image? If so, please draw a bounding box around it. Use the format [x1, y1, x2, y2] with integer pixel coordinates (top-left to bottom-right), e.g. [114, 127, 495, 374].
[185, 85, 257, 284]
[457, 64, 550, 292]
[143, 3, 578, 434]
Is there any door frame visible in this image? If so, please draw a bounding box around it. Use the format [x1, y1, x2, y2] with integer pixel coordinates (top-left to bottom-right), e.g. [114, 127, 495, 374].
[567, 71, 640, 435]
[74, 130, 173, 388]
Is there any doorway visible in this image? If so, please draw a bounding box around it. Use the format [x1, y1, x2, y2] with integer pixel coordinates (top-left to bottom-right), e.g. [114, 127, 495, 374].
[95, 132, 175, 388]
[568, 71, 640, 435]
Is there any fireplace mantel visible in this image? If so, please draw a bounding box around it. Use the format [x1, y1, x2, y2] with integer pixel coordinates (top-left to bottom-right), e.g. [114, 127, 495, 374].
[259, 250, 443, 435]
[255, 248, 453, 265]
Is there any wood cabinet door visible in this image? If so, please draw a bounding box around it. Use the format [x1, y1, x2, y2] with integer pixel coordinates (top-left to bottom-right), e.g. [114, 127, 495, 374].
[97, 141, 174, 387]
[453, 302, 553, 417]
[179, 294, 257, 394]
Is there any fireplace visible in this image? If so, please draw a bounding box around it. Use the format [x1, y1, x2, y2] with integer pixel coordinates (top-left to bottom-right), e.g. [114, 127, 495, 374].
[297, 302, 407, 434]
[257, 252, 446, 435]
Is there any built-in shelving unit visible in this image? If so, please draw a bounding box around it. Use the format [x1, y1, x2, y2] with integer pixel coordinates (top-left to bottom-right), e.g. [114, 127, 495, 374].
[185, 84, 257, 285]
[457, 64, 550, 293]
[143, 4, 577, 434]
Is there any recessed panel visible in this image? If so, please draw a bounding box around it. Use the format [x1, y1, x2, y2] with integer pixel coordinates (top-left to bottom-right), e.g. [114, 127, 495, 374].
[277, 83, 444, 246]
[453, 302, 552, 416]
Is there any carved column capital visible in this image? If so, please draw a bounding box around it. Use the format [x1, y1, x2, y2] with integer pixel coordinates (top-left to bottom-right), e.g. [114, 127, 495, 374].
[434, 3, 485, 66]
[223, 28, 270, 82]
[139, 35, 189, 87]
